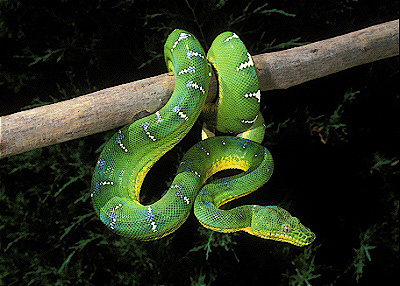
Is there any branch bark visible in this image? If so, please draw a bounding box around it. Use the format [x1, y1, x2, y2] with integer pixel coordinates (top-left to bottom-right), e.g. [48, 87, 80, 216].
[1, 20, 398, 158]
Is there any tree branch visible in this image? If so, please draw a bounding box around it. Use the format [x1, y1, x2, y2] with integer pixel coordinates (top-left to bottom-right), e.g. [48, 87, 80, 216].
[1, 20, 398, 158]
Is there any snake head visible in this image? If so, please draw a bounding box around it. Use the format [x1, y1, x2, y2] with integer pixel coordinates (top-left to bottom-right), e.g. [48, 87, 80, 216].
[249, 206, 316, 247]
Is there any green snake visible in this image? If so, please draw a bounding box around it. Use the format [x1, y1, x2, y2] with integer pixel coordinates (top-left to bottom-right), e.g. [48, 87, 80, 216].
[91, 29, 315, 247]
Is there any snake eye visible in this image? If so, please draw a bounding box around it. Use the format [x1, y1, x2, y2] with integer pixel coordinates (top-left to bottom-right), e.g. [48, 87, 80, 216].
[283, 225, 290, 233]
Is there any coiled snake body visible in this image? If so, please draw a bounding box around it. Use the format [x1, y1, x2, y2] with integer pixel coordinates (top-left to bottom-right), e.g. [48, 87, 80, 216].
[91, 29, 315, 247]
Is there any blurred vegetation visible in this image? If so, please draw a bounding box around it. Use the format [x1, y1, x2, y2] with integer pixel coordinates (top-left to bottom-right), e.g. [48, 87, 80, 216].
[1, 0, 398, 285]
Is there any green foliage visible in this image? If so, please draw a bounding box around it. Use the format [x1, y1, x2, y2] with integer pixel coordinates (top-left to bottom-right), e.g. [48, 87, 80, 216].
[369, 152, 399, 175]
[330, 225, 379, 284]
[284, 245, 321, 286]
[14, 48, 65, 67]
[137, 0, 302, 69]
[352, 227, 377, 283]
[190, 269, 216, 286]
[307, 89, 360, 144]
[226, 1, 296, 27]
[0, 138, 96, 283]
[189, 227, 239, 261]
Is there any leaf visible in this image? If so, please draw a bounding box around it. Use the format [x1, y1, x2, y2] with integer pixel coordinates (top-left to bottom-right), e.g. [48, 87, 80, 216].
[54, 174, 84, 197]
[59, 213, 93, 240]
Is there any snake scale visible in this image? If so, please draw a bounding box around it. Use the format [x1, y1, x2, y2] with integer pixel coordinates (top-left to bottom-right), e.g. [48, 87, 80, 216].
[91, 29, 315, 247]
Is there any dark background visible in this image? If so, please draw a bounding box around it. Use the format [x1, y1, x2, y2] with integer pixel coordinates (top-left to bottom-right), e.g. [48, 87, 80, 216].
[0, 0, 398, 285]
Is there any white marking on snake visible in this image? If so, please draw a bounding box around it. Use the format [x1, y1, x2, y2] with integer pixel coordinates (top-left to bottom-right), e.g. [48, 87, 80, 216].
[150, 222, 157, 232]
[171, 32, 190, 51]
[193, 170, 201, 177]
[99, 181, 114, 186]
[186, 50, 205, 59]
[178, 66, 195, 75]
[241, 114, 258, 124]
[197, 144, 210, 156]
[243, 90, 261, 102]
[114, 130, 128, 152]
[108, 203, 122, 229]
[182, 195, 190, 204]
[184, 168, 201, 178]
[173, 185, 190, 205]
[186, 81, 205, 94]
[172, 105, 189, 121]
[155, 111, 163, 123]
[224, 33, 239, 42]
[237, 53, 254, 71]
[147, 206, 158, 232]
[141, 122, 156, 141]
[91, 181, 114, 197]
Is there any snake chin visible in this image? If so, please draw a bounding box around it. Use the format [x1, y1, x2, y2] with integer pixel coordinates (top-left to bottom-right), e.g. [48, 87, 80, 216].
[248, 206, 316, 247]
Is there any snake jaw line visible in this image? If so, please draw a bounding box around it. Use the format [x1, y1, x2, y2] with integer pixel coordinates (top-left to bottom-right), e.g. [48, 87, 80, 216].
[248, 229, 315, 247]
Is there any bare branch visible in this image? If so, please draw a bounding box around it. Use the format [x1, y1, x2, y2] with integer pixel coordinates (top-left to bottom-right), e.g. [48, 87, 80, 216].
[1, 20, 398, 158]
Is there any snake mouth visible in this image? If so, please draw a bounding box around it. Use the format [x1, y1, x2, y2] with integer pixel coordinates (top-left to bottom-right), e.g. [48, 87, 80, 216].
[251, 230, 316, 247]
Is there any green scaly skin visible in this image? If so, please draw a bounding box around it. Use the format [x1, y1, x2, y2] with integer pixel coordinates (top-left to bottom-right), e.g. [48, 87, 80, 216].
[91, 29, 316, 246]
